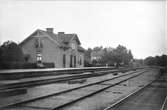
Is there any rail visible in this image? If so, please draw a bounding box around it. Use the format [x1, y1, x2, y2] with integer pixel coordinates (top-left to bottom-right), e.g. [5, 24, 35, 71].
[2, 68, 149, 109]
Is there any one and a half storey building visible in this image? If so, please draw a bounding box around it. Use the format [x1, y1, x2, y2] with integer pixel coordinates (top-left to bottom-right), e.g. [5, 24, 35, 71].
[19, 28, 85, 68]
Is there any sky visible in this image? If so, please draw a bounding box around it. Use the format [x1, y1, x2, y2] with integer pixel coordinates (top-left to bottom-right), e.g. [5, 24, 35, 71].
[0, 0, 166, 59]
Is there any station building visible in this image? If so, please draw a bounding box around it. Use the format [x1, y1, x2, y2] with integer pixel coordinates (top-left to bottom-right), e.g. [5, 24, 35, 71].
[19, 28, 85, 68]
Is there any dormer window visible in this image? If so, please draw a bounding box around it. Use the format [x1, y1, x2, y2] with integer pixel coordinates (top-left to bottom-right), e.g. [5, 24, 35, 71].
[71, 43, 76, 50]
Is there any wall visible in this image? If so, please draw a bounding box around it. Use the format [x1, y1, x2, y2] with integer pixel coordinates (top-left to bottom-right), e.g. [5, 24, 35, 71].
[21, 37, 37, 63]
[41, 36, 62, 68]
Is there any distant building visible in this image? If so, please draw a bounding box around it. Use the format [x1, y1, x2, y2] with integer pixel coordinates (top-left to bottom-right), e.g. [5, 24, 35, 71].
[19, 28, 85, 68]
[91, 50, 104, 61]
[131, 59, 144, 67]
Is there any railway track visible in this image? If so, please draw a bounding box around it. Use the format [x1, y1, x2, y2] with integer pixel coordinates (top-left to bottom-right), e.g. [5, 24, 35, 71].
[103, 72, 167, 110]
[0, 68, 134, 91]
[103, 80, 154, 110]
[2, 68, 150, 110]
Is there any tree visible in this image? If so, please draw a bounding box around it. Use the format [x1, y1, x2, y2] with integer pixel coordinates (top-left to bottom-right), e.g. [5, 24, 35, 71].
[125, 50, 133, 65]
[112, 45, 133, 66]
[91, 46, 104, 66]
[100, 45, 133, 67]
[0, 41, 24, 63]
[101, 50, 115, 66]
[144, 55, 167, 66]
[84, 48, 93, 67]
[144, 56, 157, 66]
[93, 46, 103, 52]
[160, 55, 167, 66]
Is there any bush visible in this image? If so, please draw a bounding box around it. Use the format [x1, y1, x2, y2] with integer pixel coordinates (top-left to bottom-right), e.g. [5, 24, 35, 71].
[84, 60, 93, 67]
[43, 63, 55, 68]
[160, 66, 167, 74]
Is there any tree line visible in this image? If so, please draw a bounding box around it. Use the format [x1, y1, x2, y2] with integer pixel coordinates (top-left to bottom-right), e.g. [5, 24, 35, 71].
[84, 45, 133, 67]
[0, 41, 24, 63]
[84, 46, 167, 68]
[144, 55, 167, 66]
[0, 41, 25, 69]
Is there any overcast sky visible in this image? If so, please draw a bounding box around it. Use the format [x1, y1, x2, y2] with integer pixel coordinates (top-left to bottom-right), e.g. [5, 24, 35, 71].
[0, 1, 166, 59]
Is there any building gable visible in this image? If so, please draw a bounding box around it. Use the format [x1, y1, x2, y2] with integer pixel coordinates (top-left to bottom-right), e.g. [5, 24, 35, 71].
[70, 34, 81, 45]
[19, 29, 60, 48]
[20, 28, 84, 53]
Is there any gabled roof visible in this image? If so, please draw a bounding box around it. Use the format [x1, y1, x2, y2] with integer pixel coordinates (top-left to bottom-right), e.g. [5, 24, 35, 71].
[78, 46, 85, 52]
[19, 29, 83, 51]
[57, 33, 81, 45]
[19, 29, 40, 47]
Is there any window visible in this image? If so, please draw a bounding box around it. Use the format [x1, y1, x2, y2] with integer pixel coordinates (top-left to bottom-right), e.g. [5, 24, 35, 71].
[25, 54, 30, 62]
[71, 43, 76, 49]
[36, 53, 42, 63]
[35, 39, 43, 52]
[70, 55, 73, 67]
[70, 55, 76, 67]
[79, 55, 82, 65]
[80, 58, 82, 65]
[74, 56, 76, 67]
[35, 39, 43, 48]
[63, 54, 66, 68]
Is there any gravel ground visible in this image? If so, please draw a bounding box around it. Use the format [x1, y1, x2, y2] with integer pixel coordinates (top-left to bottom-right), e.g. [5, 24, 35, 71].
[0, 71, 126, 107]
[4, 71, 139, 110]
[61, 69, 159, 110]
[1, 69, 156, 109]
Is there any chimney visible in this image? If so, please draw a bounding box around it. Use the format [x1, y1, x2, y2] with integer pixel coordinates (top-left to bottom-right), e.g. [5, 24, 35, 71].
[46, 28, 54, 33]
[58, 32, 65, 35]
